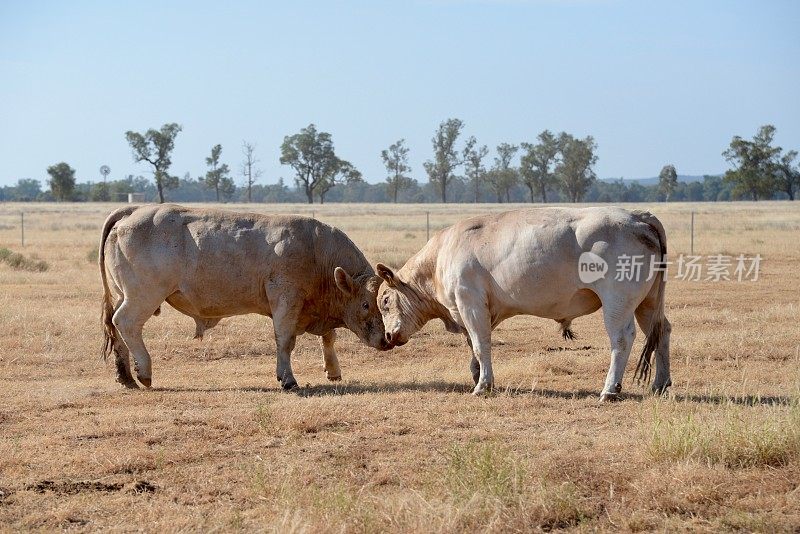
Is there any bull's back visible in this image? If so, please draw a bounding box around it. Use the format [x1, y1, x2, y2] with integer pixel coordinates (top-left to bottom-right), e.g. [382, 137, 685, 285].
[108, 205, 319, 316]
[439, 207, 659, 317]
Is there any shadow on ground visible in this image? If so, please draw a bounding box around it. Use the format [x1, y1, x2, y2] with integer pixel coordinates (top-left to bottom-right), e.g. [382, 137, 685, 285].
[152, 382, 795, 406]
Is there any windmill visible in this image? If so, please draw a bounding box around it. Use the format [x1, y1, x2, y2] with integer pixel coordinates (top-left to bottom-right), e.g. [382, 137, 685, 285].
[99, 165, 111, 183]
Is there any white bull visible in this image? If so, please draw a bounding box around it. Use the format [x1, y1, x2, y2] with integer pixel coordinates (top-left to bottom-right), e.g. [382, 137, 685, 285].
[376, 207, 671, 400]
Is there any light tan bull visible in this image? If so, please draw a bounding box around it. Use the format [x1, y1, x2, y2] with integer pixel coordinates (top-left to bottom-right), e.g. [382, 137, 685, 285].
[99, 204, 390, 390]
[376, 207, 671, 401]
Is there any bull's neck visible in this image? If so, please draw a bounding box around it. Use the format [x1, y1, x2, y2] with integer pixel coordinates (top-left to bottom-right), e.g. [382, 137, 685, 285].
[318, 239, 374, 323]
[400, 243, 451, 326]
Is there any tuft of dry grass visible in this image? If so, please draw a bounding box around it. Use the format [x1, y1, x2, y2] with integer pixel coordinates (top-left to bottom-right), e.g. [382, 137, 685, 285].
[0, 247, 49, 272]
[648, 399, 800, 468]
[445, 443, 526, 503]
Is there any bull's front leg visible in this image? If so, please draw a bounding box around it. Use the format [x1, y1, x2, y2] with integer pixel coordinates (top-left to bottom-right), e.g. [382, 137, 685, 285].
[270, 296, 301, 391]
[455, 289, 494, 395]
[468, 330, 493, 395]
[275, 331, 298, 390]
[320, 330, 342, 381]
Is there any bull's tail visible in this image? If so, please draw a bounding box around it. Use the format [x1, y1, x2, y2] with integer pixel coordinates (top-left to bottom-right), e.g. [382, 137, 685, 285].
[632, 211, 668, 384]
[100, 206, 137, 361]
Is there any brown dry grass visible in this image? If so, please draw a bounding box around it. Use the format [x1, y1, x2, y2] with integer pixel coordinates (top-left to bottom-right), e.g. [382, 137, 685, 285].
[0, 201, 798, 532]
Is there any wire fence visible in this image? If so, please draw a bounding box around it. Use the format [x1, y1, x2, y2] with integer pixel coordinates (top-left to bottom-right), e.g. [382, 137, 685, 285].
[0, 203, 523, 249]
[1, 201, 797, 260]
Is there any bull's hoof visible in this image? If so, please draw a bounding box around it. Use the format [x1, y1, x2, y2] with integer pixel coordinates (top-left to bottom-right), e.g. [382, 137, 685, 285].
[116, 376, 139, 389]
[138, 376, 152, 389]
[326, 374, 342, 382]
[281, 379, 298, 391]
[599, 392, 621, 402]
[651, 379, 672, 396]
[472, 383, 493, 396]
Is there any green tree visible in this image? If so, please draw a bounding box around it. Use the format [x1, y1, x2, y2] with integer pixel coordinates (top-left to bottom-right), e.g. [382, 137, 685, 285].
[556, 134, 597, 203]
[381, 139, 413, 203]
[486, 143, 519, 203]
[462, 136, 489, 203]
[722, 125, 780, 201]
[91, 182, 111, 201]
[46, 162, 76, 201]
[775, 150, 799, 200]
[520, 130, 560, 203]
[280, 124, 344, 204]
[702, 175, 724, 201]
[220, 176, 236, 201]
[204, 144, 234, 202]
[423, 118, 464, 203]
[124, 123, 182, 203]
[658, 164, 678, 201]
[108, 175, 136, 201]
[316, 160, 362, 204]
[14, 178, 42, 201]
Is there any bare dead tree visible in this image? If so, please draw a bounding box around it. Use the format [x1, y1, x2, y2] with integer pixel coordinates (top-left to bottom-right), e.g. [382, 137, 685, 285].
[241, 141, 263, 202]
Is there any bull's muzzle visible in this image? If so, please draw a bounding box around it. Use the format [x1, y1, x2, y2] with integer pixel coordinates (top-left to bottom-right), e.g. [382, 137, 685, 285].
[385, 330, 406, 347]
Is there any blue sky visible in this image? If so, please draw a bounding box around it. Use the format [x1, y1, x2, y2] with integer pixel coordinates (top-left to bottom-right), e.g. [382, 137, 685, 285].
[1, 0, 798, 187]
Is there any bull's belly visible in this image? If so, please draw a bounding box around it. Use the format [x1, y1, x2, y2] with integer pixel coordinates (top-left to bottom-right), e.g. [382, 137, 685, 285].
[499, 288, 601, 321]
[166, 288, 269, 319]
[488, 271, 601, 322]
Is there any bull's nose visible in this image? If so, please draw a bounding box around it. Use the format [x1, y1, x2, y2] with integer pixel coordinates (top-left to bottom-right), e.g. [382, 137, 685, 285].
[385, 331, 394, 345]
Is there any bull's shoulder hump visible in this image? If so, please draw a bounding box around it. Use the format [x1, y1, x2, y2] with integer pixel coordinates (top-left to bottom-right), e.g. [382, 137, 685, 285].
[157, 205, 315, 229]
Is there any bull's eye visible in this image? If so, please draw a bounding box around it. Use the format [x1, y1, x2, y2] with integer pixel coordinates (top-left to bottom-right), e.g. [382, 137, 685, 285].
[362, 301, 369, 310]
[382, 295, 389, 307]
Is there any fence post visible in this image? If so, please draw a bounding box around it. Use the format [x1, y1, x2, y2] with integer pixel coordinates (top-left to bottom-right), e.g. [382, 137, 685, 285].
[20, 212, 24, 247]
[690, 211, 694, 255]
[426, 212, 430, 242]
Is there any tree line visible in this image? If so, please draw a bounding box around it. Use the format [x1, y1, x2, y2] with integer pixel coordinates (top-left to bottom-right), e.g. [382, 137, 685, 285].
[2, 122, 797, 203]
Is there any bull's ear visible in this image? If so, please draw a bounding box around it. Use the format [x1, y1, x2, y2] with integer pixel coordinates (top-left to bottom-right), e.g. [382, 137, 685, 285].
[376, 263, 397, 288]
[334, 267, 355, 295]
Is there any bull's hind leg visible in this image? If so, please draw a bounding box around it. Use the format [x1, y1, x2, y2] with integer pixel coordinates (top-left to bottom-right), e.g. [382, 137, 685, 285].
[600, 304, 637, 402]
[320, 330, 342, 381]
[112, 298, 162, 388]
[635, 302, 672, 395]
[192, 317, 221, 340]
[106, 277, 137, 388]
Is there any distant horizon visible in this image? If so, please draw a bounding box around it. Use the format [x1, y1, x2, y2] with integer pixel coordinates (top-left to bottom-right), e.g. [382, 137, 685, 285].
[3, 167, 722, 188]
[1, 0, 798, 188]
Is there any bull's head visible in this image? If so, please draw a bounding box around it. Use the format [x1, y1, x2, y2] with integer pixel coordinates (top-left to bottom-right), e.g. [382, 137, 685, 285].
[334, 267, 392, 351]
[375, 263, 427, 347]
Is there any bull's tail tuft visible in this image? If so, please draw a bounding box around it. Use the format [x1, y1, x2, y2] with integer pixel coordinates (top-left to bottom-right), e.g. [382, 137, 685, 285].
[101, 295, 115, 361]
[99, 207, 136, 361]
[560, 320, 578, 341]
[631, 211, 668, 384]
[633, 318, 662, 384]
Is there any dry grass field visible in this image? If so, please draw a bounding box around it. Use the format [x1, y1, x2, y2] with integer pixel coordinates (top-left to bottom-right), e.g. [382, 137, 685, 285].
[0, 201, 798, 532]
